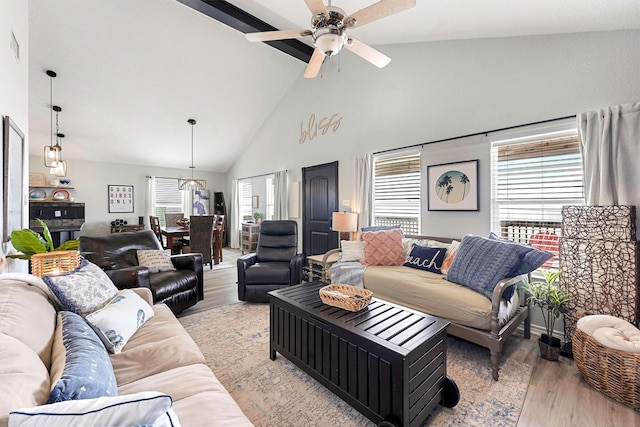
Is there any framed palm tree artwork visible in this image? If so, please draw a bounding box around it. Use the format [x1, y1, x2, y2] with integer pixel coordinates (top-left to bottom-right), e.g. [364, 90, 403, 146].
[427, 160, 478, 211]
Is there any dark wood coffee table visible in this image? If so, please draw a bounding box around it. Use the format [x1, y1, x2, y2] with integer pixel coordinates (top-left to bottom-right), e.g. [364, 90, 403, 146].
[269, 282, 459, 427]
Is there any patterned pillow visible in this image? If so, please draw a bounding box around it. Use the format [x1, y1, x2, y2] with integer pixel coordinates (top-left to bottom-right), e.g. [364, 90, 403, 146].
[488, 232, 554, 276]
[361, 228, 405, 266]
[440, 240, 460, 275]
[340, 240, 365, 262]
[43, 259, 118, 316]
[136, 250, 175, 273]
[85, 289, 155, 354]
[48, 311, 117, 403]
[447, 235, 552, 300]
[10, 391, 179, 427]
[403, 245, 448, 274]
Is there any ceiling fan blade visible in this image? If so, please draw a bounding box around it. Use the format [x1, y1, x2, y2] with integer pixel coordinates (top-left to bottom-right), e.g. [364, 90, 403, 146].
[345, 0, 416, 29]
[304, 0, 329, 18]
[345, 38, 391, 68]
[304, 49, 325, 79]
[246, 29, 311, 42]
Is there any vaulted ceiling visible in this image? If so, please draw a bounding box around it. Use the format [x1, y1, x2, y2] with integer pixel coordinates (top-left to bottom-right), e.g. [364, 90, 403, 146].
[28, 0, 640, 173]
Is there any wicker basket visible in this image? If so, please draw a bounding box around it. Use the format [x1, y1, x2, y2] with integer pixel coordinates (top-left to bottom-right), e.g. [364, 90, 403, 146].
[319, 284, 373, 312]
[573, 316, 640, 410]
[30, 250, 81, 277]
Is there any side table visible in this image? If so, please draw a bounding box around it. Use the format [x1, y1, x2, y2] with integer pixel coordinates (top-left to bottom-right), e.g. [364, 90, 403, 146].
[305, 250, 340, 282]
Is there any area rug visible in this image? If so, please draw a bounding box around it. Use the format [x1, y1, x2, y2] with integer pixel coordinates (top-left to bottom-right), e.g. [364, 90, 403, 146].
[180, 303, 533, 427]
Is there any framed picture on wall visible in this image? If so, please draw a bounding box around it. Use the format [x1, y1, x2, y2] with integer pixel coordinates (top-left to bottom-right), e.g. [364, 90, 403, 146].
[3, 116, 25, 242]
[193, 189, 210, 215]
[108, 185, 134, 213]
[427, 159, 479, 211]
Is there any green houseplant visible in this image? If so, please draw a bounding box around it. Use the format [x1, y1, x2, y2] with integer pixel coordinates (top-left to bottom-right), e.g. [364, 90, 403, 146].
[7, 218, 79, 260]
[521, 270, 570, 361]
[253, 212, 262, 223]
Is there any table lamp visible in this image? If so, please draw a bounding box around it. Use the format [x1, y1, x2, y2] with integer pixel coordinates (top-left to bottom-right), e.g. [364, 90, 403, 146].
[332, 212, 358, 241]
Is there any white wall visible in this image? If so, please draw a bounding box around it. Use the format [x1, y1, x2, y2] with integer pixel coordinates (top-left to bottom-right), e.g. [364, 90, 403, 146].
[29, 156, 227, 236]
[227, 30, 640, 239]
[1, 0, 29, 268]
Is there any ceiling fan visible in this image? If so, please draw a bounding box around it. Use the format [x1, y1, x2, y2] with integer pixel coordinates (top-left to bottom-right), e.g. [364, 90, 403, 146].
[245, 0, 416, 78]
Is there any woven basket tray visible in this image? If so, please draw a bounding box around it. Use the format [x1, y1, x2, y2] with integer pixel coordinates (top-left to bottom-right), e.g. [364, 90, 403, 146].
[319, 284, 373, 312]
[31, 250, 80, 277]
[573, 322, 640, 410]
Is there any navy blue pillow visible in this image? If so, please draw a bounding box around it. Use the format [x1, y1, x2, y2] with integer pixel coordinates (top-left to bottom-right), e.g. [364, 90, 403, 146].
[403, 245, 448, 274]
[48, 311, 118, 403]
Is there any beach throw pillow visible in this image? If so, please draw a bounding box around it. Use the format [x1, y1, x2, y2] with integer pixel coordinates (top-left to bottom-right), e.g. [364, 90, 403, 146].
[136, 249, 175, 273]
[403, 245, 447, 274]
[85, 289, 154, 354]
[10, 392, 180, 427]
[361, 228, 405, 266]
[340, 240, 365, 262]
[47, 311, 117, 403]
[43, 259, 118, 316]
[447, 235, 552, 300]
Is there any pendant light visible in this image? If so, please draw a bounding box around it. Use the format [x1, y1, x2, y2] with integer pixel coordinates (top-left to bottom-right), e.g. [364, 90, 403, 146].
[50, 106, 67, 177]
[44, 70, 61, 167]
[178, 118, 206, 191]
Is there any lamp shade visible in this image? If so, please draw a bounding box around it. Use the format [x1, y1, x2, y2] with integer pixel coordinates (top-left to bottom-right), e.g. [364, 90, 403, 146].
[332, 212, 358, 233]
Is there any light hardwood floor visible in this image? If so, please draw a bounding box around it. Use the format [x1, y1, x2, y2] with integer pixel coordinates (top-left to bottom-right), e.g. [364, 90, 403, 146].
[179, 248, 640, 427]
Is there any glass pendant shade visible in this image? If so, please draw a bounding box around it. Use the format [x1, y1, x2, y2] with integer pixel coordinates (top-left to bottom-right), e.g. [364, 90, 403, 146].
[179, 118, 206, 191]
[44, 145, 61, 167]
[53, 159, 67, 177]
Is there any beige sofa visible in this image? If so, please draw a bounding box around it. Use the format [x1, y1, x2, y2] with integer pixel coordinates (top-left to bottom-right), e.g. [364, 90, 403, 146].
[0, 274, 253, 427]
[326, 236, 531, 381]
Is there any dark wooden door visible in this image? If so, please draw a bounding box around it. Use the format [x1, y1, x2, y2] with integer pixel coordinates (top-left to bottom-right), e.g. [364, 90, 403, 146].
[302, 161, 338, 257]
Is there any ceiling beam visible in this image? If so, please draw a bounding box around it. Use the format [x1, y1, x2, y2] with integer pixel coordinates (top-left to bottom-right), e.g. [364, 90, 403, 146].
[177, 0, 313, 63]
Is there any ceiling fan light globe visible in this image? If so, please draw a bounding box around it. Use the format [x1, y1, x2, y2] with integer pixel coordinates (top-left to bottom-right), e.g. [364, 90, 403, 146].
[314, 29, 347, 56]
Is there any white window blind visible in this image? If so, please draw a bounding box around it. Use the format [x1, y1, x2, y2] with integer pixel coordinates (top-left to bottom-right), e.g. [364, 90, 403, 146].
[373, 150, 421, 234]
[154, 178, 184, 226]
[491, 125, 584, 268]
[239, 179, 253, 223]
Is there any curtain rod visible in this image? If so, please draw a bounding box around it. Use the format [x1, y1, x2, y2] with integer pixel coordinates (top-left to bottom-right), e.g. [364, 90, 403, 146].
[238, 170, 287, 181]
[373, 115, 576, 155]
[146, 175, 179, 180]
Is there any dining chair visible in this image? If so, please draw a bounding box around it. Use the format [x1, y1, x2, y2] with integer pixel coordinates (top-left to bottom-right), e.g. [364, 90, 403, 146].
[213, 214, 226, 264]
[149, 216, 164, 246]
[188, 215, 215, 269]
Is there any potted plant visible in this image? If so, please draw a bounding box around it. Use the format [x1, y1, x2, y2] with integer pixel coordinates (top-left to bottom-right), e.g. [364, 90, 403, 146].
[520, 270, 570, 361]
[6, 218, 79, 260]
[253, 212, 262, 224]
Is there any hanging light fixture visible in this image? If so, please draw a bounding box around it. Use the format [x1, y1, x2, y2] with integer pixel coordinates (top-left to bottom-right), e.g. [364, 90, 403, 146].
[44, 70, 61, 167]
[50, 106, 67, 177]
[178, 118, 206, 191]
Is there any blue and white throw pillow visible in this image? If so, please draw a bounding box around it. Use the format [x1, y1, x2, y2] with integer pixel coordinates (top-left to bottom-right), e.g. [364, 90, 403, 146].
[488, 232, 554, 276]
[43, 259, 118, 316]
[85, 289, 155, 354]
[447, 235, 552, 300]
[403, 245, 448, 274]
[48, 311, 118, 403]
[10, 391, 180, 427]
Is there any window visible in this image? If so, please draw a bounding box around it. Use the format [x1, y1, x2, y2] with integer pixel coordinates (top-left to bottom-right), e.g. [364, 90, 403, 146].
[491, 122, 584, 269]
[372, 150, 421, 234]
[238, 179, 253, 225]
[154, 177, 184, 226]
[265, 175, 275, 220]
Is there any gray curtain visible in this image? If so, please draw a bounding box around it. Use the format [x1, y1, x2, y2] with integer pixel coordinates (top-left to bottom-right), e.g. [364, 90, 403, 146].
[353, 154, 373, 229]
[274, 170, 288, 220]
[578, 101, 640, 221]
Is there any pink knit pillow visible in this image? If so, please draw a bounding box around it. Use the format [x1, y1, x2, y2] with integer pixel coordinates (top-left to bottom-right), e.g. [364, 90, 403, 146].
[361, 228, 405, 266]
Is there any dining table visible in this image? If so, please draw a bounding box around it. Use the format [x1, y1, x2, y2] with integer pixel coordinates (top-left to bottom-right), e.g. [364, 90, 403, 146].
[161, 226, 190, 254]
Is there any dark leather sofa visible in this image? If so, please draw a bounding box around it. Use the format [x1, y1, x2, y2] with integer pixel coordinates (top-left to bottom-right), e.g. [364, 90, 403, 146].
[79, 230, 203, 314]
[237, 220, 303, 302]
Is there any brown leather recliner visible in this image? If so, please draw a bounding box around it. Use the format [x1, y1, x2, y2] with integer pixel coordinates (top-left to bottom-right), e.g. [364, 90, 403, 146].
[79, 230, 203, 314]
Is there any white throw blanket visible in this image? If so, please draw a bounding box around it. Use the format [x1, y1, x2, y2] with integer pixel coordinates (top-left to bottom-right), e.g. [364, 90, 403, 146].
[577, 314, 640, 353]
